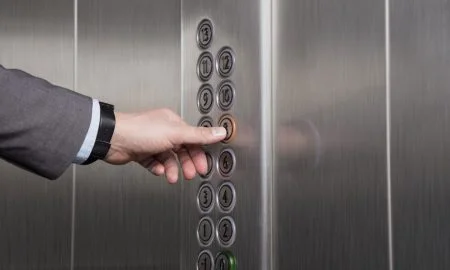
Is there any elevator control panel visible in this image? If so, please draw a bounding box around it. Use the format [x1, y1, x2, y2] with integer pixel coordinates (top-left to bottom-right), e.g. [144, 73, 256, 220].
[195, 18, 237, 270]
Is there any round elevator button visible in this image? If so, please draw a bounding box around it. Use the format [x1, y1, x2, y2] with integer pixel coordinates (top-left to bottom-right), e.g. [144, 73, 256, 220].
[197, 250, 214, 270]
[218, 149, 236, 178]
[217, 182, 236, 213]
[215, 251, 237, 270]
[216, 47, 235, 78]
[197, 19, 214, 49]
[200, 152, 214, 179]
[218, 115, 236, 143]
[217, 81, 235, 111]
[197, 52, 214, 82]
[198, 116, 214, 128]
[197, 217, 214, 246]
[197, 84, 214, 114]
[216, 217, 236, 247]
[197, 183, 214, 213]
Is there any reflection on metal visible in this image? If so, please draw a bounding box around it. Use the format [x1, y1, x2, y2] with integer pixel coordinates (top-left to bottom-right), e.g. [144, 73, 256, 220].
[273, 0, 389, 269]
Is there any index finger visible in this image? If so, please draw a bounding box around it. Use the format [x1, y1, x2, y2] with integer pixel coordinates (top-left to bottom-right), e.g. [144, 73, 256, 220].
[173, 126, 226, 145]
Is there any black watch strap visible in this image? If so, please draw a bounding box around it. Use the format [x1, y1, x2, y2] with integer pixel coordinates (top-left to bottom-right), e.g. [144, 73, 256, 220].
[82, 102, 116, 165]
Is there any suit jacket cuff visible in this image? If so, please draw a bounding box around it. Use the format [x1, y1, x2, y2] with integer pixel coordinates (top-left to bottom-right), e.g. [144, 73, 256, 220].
[73, 99, 100, 164]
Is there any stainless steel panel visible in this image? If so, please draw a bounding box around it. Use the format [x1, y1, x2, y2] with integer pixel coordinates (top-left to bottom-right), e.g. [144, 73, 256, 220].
[181, 0, 267, 269]
[0, 0, 74, 269]
[273, 0, 389, 269]
[391, 1, 450, 269]
[75, 0, 181, 269]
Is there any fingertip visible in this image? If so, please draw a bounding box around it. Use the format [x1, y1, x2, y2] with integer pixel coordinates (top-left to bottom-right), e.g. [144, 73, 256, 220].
[167, 172, 178, 184]
[211, 127, 227, 138]
[183, 168, 197, 181]
[166, 165, 179, 184]
[179, 126, 227, 145]
[151, 164, 165, 176]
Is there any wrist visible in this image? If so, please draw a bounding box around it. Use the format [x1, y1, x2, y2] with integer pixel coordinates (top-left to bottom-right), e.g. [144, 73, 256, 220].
[104, 112, 131, 164]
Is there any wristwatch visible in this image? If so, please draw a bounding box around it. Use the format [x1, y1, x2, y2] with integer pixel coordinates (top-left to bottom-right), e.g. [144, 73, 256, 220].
[82, 102, 116, 165]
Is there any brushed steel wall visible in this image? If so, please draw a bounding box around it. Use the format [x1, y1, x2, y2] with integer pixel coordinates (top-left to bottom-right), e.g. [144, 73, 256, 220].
[3, 0, 450, 270]
[74, 0, 181, 269]
[391, 0, 450, 269]
[0, 1, 74, 269]
[273, 0, 389, 269]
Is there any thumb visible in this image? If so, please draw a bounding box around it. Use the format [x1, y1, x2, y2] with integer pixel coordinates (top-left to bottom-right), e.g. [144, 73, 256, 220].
[173, 126, 227, 145]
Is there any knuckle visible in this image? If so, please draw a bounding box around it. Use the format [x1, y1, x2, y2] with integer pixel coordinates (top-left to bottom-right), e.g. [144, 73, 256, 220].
[159, 108, 173, 115]
[160, 108, 181, 121]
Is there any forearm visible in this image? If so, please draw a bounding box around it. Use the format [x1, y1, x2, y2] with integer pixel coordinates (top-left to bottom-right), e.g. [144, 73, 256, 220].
[0, 65, 92, 179]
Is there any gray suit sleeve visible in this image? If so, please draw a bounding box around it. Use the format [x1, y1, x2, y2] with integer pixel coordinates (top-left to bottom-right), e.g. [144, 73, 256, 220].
[0, 65, 92, 180]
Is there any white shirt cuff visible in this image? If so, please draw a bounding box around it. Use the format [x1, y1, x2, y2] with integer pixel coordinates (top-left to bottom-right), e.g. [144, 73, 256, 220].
[73, 99, 100, 164]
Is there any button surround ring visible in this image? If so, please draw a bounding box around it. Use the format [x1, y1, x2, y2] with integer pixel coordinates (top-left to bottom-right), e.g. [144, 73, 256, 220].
[218, 115, 237, 144]
[197, 250, 215, 270]
[216, 47, 236, 78]
[197, 52, 214, 82]
[197, 84, 214, 114]
[215, 216, 237, 247]
[197, 217, 215, 247]
[196, 19, 214, 49]
[216, 80, 236, 111]
[197, 183, 215, 214]
[216, 181, 237, 213]
[217, 148, 236, 178]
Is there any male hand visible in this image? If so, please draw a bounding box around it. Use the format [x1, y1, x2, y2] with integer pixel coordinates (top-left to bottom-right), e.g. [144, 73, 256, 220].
[104, 108, 226, 184]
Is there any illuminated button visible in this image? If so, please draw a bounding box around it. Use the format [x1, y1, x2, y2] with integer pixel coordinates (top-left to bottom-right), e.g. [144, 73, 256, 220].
[197, 250, 214, 270]
[218, 115, 236, 143]
[200, 152, 214, 179]
[197, 84, 214, 114]
[218, 149, 236, 178]
[198, 116, 213, 128]
[216, 217, 236, 247]
[197, 52, 214, 81]
[197, 183, 214, 213]
[197, 217, 214, 246]
[215, 251, 237, 270]
[217, 81, 235, 111]
[217, 182, 236, 213]
[197, 19, 213, 49]
[216, 47, 235, 78]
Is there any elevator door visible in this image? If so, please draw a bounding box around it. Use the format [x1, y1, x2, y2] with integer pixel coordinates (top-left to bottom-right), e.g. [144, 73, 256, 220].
[391, 1, 450, 269]
[273, 0, 389, 269]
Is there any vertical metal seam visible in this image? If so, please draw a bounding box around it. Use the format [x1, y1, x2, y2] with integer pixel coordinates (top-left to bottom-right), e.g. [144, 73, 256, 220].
[70, 0, 78, 269]
[385, 0, 394, 269]
[260, 0, 273, 269]
[270, 0, 276, 269]
[179, 0, 184, 269]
